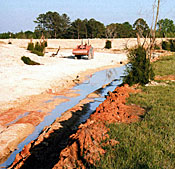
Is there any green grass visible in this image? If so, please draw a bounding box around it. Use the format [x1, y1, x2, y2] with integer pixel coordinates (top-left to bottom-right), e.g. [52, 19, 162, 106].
[96, 55, 175, 169]
[153, 55, 175, 76]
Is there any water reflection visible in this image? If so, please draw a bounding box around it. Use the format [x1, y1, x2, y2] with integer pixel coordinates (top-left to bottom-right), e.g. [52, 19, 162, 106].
[0, 65, 125, 168]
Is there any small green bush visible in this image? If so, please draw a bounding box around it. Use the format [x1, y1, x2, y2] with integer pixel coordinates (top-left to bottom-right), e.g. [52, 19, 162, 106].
[21, 56, 40, 65]
[123, 46, 154, 86]
[104, 40, 112, 49]
[162, 40, 175, 52]
[35, 42, 45, 53]
[31, 50, 44, 56]
[169, 39, 175, 52]
[162, 41, 171, 51]
[34, 42, 41, 52]
[43, 40, 47, 47]
[27, 42, 34, 51]
[27, 41, 47, 56]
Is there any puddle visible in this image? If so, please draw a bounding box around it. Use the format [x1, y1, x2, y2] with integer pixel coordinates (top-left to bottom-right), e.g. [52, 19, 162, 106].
[0, 65, 125, 168]
[45, 99, 54, 103]
[75, 74, 124, 126]
[6, 112, 30, 126]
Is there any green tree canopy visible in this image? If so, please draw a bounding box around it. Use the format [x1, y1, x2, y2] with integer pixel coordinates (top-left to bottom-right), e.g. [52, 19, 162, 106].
[68, 18, 88, 39]
[133, 18, 150, 37]
[87, 18, 106, 38]
[68, 18, 105, 39]
[157, 18, 175, 37]
[4, 11, 175, 39]
[34, 11, 71, 38]
[106, 22, 135, 38]
[106, 23, 118, 38]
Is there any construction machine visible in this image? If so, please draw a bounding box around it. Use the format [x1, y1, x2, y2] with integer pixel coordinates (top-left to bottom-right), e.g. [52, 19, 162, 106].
[72, 40, 94, 59]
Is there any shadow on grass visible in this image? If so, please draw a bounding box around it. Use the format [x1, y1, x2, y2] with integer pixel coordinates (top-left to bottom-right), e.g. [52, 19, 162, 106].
[139, 106, 152, 119]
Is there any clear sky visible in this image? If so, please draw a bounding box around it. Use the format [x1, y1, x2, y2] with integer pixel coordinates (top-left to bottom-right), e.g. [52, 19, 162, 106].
[0, 0, 174, 33]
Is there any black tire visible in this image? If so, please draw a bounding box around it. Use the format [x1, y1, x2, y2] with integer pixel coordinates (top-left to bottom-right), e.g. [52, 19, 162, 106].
[76, 55, 81, 59]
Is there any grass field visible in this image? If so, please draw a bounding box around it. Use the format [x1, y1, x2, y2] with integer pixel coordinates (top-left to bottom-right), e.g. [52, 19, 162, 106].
[96, 54, 175, 169]
[153, 55, 175, 76]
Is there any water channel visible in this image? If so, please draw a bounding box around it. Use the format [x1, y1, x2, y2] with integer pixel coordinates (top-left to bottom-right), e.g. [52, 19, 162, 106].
[0, 65, 125, 168]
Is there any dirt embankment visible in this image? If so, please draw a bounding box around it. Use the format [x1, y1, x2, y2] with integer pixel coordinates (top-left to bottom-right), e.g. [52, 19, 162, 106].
[0, 38, 166, 50]
[1, 39, 168, 168]
[0, 40, 129, 165]
[9, 84, 145, 169]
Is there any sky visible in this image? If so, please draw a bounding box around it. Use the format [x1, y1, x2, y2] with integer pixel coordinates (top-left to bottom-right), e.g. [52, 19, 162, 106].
[0, 0, 175, 33]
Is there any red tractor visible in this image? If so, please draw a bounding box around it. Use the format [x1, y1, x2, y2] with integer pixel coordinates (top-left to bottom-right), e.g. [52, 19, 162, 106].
[72, 40, 94, 59]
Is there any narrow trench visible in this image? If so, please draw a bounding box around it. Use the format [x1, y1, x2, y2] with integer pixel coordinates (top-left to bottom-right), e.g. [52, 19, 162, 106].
[18, 88, 116, 169]
[1, 65, 125, 168]
[20, 102, 96, 169]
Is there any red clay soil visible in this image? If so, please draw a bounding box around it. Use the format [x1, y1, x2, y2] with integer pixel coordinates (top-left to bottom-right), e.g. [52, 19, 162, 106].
[9, 84, 145, 169]
[155, 75, 175, 81]
[53, 84, 144, 168]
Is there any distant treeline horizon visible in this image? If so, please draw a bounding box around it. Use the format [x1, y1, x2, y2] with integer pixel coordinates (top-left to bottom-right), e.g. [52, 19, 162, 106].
[0, 11, 175, 39]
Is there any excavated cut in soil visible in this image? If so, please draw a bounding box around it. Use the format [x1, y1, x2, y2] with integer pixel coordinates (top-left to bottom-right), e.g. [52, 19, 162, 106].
[53, 84, 144, 169]
[9, 84, 144, 169]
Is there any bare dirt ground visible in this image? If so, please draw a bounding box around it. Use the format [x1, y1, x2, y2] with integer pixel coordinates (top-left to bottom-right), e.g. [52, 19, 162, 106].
[0, 41, 128, 164]
[0, 39, 170, 166]
[9, 85, 144, 169]
[0, 43, 127, 112]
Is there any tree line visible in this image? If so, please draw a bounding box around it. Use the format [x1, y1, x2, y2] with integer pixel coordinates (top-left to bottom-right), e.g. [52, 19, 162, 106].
[0, 11, 175, 39]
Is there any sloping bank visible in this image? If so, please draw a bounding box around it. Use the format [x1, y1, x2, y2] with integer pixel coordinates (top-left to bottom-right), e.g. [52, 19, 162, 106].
[9, 84, 145, 168]
[0, 42, 129, 166]
[96, 54, 175, 168]
[9, 53, 175, 168]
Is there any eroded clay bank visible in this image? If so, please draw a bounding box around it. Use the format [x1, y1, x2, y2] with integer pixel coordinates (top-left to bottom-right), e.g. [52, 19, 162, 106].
[0, 65, 126, 168]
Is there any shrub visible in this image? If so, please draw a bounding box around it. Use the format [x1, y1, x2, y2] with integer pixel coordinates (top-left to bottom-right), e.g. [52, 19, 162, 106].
[27, 42, 34, 51]
[43, 40, 47, 47]
[123, 46, 154, 86]
[35, 41, 45, 52]
[34, 42, 40, 52]
[104, 40, 112, 49]
[169, 39, 175, 52]
[27, 41, 47, 56]
[162, 41, 171, 51]
[31, 50, 44, 56]
[21, 56, 40, 65]
[162, 39, 175, 52]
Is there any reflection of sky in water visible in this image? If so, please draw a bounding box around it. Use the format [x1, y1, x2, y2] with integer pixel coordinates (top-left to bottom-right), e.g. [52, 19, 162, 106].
[6, 112, 30, 126]
[77, 68, 125, 125]
[1, 65, 126, 168]
[45, 99, 54, 103]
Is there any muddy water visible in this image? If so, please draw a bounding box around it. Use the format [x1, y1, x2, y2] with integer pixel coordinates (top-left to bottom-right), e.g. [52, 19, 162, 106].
[0, 65, 125, 168]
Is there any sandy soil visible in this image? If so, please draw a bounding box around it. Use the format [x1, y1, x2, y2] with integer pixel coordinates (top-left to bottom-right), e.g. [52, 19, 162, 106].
[1, 40, 170, 165]
[0, 42, 128, 164]
[0, 43, 127, 112]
